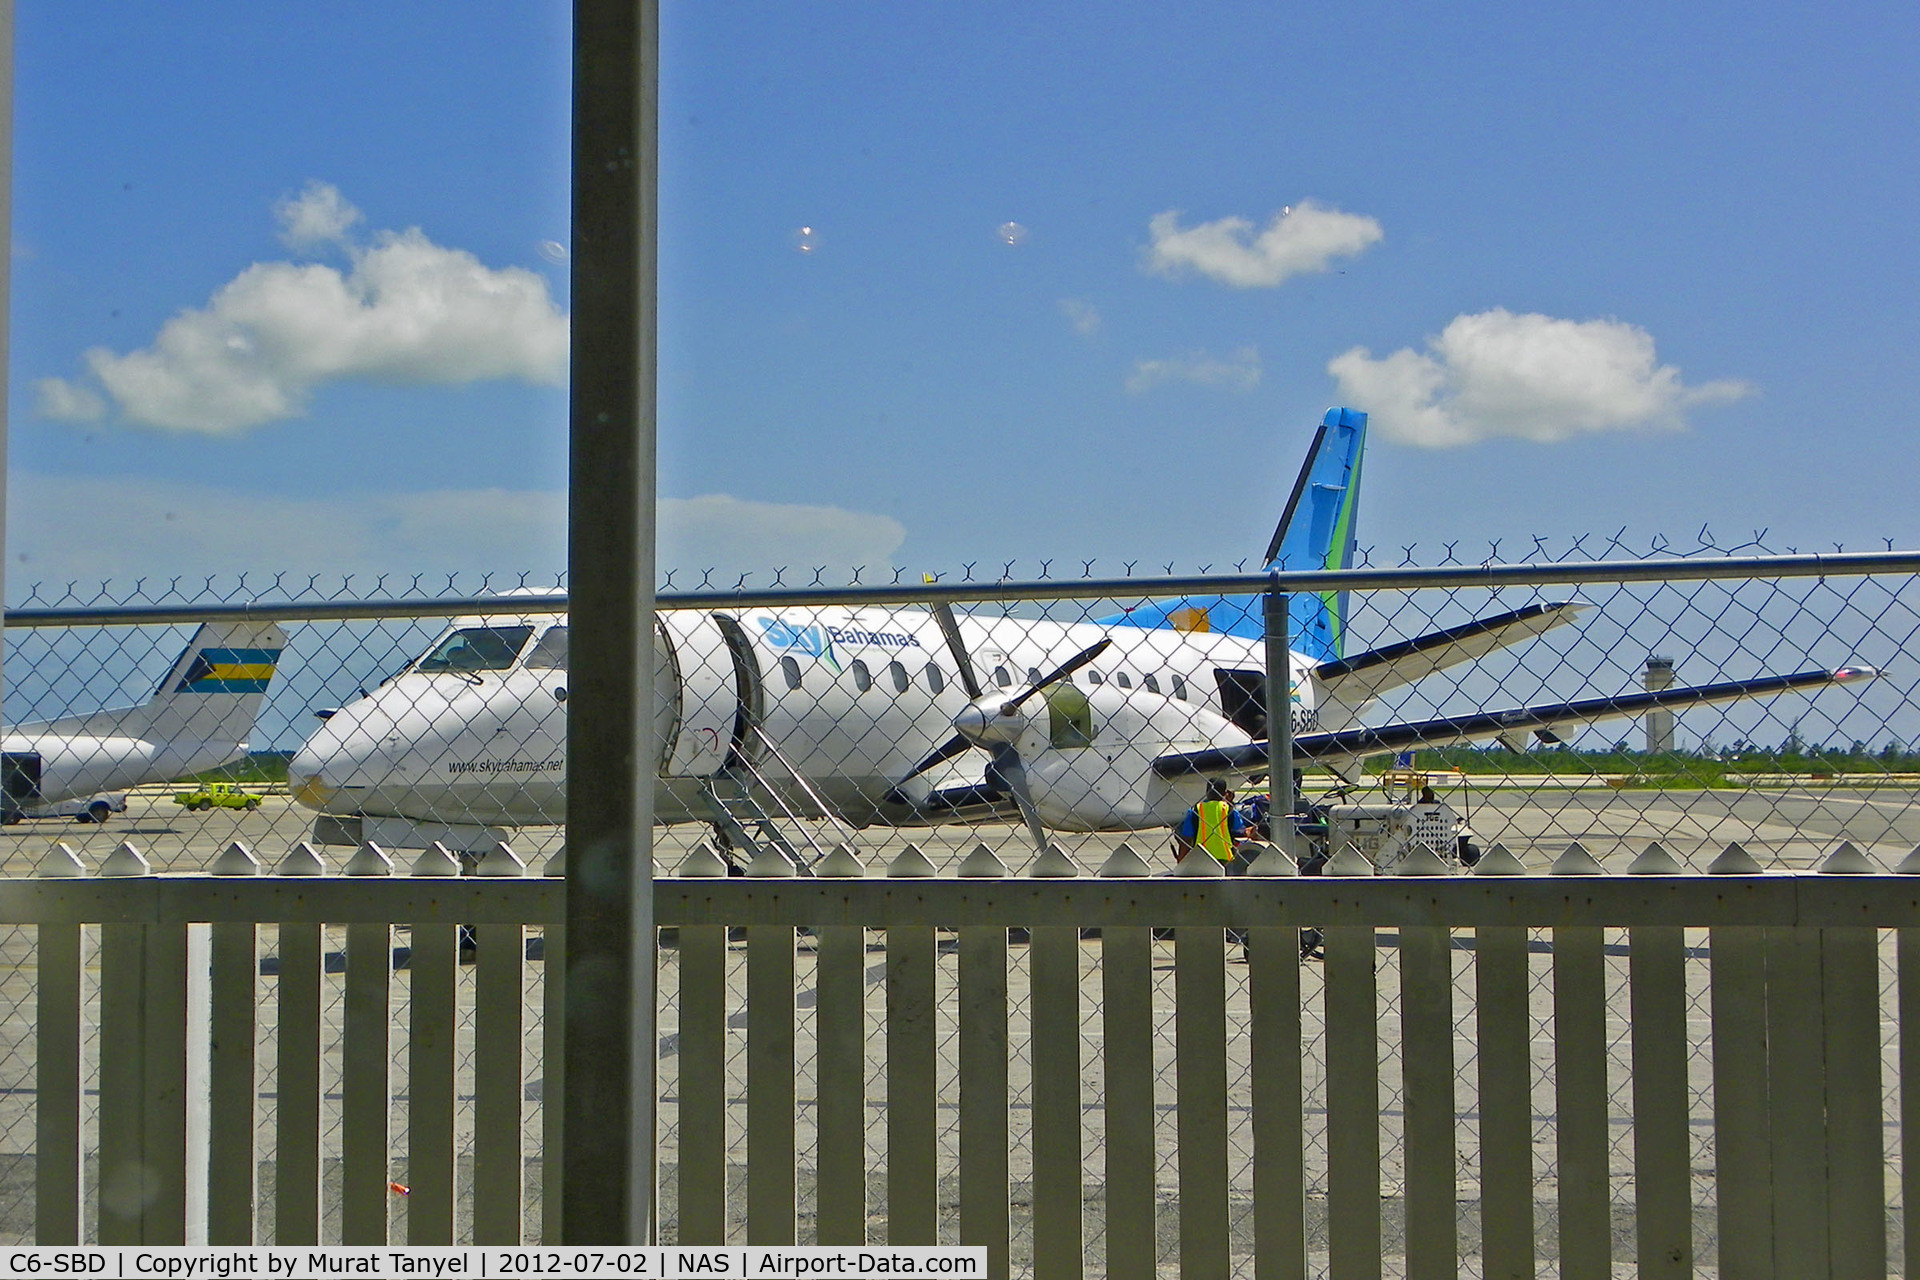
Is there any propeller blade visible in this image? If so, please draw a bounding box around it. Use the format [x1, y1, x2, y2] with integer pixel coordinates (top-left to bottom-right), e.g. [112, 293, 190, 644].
[1006, 637, 1113, 711]
[989, 746, 1051, 858]
[932, 602, 985, 700]
[892, 733, 974, 792]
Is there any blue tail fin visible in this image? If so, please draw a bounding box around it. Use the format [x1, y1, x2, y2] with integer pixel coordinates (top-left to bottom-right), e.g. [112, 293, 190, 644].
[1269, 407, 1366, 660]
[1099, 407, 1367, 658]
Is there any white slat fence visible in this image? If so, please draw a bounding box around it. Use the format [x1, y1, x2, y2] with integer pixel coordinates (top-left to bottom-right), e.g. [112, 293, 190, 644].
[10, 834, 1916, 1279]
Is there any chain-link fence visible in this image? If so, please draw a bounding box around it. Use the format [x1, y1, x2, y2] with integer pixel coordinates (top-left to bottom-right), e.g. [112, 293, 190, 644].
[9, 535, 1912, 873]
[2, 540, 1917, 1268]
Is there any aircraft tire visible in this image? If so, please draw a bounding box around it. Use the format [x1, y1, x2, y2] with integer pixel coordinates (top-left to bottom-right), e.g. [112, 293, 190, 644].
[86, 801, 112, 824]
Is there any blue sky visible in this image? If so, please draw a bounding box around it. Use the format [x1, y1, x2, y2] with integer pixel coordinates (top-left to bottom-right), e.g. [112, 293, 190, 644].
[9, 0, 1919, 592]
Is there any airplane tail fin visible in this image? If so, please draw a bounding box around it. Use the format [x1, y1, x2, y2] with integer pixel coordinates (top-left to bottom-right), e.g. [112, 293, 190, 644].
[1266, 407, 1366, 661]
[1099, 407, 1367, 656]
[52, 621, 288, 749]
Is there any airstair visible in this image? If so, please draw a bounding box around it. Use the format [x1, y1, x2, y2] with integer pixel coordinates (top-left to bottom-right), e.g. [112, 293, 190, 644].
[696, 727, 851, 872]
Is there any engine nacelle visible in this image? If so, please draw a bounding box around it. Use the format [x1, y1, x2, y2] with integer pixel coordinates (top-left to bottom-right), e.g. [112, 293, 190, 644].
[1025, 685, 1254, 831]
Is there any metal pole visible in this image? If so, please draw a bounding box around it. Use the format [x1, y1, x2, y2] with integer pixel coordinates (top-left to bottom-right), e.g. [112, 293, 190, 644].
[565, 0, 658, 1243]
[0, 0, 14, 755]
[1263, 580, 1295, 862]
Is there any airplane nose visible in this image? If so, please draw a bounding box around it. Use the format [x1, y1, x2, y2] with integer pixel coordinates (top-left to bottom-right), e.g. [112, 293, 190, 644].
[288, 739, 341, 811]
[289, 767, 338, 812]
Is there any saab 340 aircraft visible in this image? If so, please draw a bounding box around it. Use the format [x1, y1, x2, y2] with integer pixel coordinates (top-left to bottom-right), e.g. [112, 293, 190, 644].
[288, 409, 1876, 857]
[4, 621, 286, 822]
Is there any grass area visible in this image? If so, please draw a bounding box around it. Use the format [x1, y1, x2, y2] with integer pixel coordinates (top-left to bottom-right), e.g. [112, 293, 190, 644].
[187, 751, 292, 786]
[1365, 745, 1920, 790]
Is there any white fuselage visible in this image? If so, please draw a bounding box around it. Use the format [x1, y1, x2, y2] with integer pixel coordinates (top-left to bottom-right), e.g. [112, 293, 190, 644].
[289, 606, 1335, 834]
[1, 728, 247, 811]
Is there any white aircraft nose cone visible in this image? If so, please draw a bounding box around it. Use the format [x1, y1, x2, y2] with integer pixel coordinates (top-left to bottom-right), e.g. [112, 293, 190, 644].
[288, 766, 337, 812]
[289, 739, 347, 811]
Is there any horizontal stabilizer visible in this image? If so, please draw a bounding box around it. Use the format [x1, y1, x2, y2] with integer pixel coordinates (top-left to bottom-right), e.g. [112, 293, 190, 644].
[1314, 601, 1586, 711]
[1152, 665, 1881, 778]
[1098, 407, 1366, 654]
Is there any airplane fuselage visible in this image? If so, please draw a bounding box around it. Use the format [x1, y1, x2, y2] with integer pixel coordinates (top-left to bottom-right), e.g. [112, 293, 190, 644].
[1, 730, 246, 810]
[289, 605, 1330, 835]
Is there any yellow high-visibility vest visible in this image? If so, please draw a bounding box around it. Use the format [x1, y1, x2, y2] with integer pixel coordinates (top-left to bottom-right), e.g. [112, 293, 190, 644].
[1196, 800, 1235, 862]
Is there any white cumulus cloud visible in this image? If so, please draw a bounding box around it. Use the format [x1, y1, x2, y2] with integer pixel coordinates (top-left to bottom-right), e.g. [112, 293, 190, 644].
[1328, 309, 1753, 448]
[1125, 346, 1261, 394]
[1144, 201, 1382, 287]
[1058, 297, 1101, 337]
[32, 378, 105, 423]
[36, 185, 569, 435]
[275, 180, 364, 251]
[5, 476, 908, 583]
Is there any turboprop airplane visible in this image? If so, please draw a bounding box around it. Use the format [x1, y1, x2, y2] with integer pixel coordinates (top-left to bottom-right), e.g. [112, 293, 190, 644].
[3, 621, 287, 823]
[287, 408, 1878, 858]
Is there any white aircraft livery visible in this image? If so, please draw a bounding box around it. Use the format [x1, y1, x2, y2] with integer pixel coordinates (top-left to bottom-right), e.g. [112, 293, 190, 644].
[288, 409, 1877, 857]
[4, 621, 287, 821]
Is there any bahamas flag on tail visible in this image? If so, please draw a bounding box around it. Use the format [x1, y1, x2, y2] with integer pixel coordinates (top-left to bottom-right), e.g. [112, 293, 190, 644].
[174, 648, 281, 694]
[1101, 407, 1366, 662]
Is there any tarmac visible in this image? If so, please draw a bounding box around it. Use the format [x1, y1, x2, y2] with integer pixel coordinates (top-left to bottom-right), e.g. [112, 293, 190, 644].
[0, 781, 1911, 1268]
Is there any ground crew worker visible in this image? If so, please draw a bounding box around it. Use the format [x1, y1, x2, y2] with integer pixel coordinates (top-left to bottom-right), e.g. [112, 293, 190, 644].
[1173, 779, 1251, 867]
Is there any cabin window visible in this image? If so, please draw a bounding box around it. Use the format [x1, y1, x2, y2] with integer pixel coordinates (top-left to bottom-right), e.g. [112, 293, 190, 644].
[993, 666, 1011, 688]
[1172, 675, 1188, 700]
[781, 656, 802, 690]
[1143, 674, 1160, 694]
[1088, 670, 1104, 685]
[525, 626, 569, 669]
[416, 626, 533, 673]
[888, 661, 909, 693]
[1046, 683, 1095, 749]
[926, 665, 946, 695]
[851, 660, 872, 693]
[1116, 672, 1132, 689]
[1027, 667, 1042, 684]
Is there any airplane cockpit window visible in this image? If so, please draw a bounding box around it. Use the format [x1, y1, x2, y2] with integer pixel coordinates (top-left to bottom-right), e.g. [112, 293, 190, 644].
[1144, 674, 1161, 694]
[925, 665, 946, 695]
[416, 626, 534, 673]
[888, 661, 909, 693]
[781, 656, 802, 690]
[993, 666, 1011, 688]
[851, 660, 872, 693]
[525, 626, 569, 669]
[1046, 683, 1094, 749]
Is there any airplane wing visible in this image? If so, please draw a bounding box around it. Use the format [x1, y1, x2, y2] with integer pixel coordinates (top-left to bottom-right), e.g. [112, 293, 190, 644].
[1313, 601, 1586, 710]
[1151, 665, 1881, 778]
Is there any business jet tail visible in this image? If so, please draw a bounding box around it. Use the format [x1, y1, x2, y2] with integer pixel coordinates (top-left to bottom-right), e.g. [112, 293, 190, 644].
[1098, 407, 1367, 656]
[39, 621, 287, 752]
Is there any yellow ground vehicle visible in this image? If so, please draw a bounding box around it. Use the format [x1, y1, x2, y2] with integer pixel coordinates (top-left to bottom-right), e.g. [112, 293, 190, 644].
[173, 781, 261, 812]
